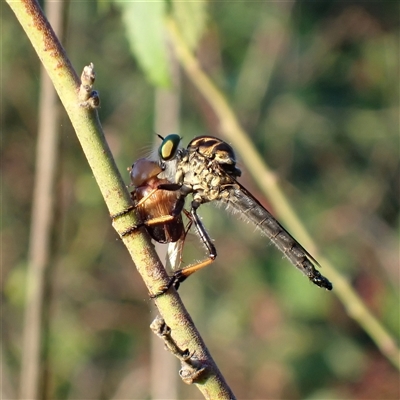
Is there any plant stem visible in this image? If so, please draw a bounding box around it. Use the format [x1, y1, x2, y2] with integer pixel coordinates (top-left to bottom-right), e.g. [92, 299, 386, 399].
[7, 1, 236, 398]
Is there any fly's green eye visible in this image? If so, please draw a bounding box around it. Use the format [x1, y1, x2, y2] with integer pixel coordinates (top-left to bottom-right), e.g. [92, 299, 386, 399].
[159, 134, 181, 161]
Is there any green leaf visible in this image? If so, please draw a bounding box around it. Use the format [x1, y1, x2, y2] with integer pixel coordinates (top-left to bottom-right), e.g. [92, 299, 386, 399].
[118, 1, 170, 87]
[172, 0, 208, 50]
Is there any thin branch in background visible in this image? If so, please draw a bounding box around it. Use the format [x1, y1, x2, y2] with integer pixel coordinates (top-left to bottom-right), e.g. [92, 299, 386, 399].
[1, 343, 15, 399]
[165, 17, 400, 371]
[233, 2, 293, 129]
[19, 2, 65, 398]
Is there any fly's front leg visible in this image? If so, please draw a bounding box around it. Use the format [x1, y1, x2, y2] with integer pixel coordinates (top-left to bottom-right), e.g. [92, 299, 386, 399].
[153, 200, 217, 297]
[170, 199, 217, 289]
[166, 208, 195, 272]
[181, 208, 194, 246]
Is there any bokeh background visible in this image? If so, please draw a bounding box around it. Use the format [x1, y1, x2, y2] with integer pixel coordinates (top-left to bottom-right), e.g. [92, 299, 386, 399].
[2, 1, 399, 399]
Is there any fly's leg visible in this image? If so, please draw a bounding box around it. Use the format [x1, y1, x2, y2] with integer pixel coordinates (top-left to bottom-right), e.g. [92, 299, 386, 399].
[152, 200, 217, 297]
[169, 208, 195, 270]
[186, 199, 217, 266]
[182, 209, 194, 245]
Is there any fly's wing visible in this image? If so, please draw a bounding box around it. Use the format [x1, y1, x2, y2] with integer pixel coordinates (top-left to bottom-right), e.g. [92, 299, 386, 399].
[220, 177, 332, 290]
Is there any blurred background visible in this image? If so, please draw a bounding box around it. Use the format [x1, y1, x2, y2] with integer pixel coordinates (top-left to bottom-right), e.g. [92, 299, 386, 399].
[2, 1, 399, 399]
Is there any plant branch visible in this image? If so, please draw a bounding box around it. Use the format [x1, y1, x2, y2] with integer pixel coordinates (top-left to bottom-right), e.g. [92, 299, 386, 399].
[166, 16, 400, 370]
[7, 1, 235, 398]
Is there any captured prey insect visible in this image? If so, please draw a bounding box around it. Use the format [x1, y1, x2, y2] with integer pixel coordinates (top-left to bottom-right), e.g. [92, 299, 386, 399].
[152, 134, 333, 293]
[128, 157, 185, 244]
[118, 157, 217, 290]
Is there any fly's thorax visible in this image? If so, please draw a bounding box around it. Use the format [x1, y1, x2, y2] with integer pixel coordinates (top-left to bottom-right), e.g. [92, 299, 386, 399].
[177, 151, 233, 203]
[188, 136, 236, 165]
[187, 136, 241, 178]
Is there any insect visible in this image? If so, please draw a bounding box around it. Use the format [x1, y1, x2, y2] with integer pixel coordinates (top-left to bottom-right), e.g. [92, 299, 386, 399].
[153, 134, 333, 292]
[128, 157, 185, 244]
[119, 157, 216, 290]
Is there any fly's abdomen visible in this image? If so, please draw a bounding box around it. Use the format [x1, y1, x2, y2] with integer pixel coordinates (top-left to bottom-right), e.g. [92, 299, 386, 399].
[224, 186, 332, 290]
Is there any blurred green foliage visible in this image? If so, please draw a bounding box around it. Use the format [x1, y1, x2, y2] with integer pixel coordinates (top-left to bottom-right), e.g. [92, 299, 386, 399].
[2, 1, 399, 399]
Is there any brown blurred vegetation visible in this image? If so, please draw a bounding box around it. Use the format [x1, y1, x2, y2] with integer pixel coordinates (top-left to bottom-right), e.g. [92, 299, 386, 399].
[2, 1, 399, 399]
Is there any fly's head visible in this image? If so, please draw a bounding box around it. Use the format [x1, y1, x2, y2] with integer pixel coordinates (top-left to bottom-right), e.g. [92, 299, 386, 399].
[157, 134, 184, 183]
[158, 134, 182, 163]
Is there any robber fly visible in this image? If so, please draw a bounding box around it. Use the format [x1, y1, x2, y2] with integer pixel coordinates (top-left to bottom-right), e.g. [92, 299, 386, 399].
[152, 134, 333, 292]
